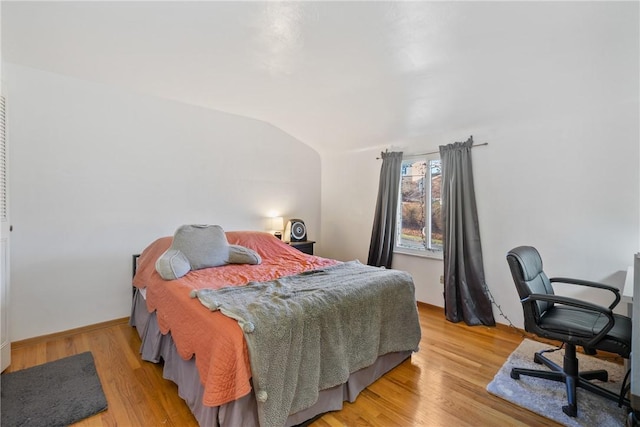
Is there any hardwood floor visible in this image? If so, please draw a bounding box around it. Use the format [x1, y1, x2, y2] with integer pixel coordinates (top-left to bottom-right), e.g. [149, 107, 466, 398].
[8, 303, 612, 426]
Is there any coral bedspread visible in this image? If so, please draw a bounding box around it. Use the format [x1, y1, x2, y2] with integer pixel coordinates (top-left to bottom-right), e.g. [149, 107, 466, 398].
[132, 231, 338, 407]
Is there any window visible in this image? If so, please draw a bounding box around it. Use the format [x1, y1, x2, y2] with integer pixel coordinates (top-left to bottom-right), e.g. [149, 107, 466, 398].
[395, 154, 443, 257]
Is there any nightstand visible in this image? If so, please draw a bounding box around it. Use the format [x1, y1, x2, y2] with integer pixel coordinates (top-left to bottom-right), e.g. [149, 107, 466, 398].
[288, 241, 315, 255]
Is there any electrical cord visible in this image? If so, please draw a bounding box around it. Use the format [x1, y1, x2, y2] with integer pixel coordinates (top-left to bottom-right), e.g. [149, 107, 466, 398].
[485, 283, 564, 353]
[484, 283, 527, 338]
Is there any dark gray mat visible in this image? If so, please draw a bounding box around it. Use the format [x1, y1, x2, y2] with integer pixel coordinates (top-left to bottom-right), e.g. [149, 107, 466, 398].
[487, 339, 627, 426]
[1, 351, 108, 427]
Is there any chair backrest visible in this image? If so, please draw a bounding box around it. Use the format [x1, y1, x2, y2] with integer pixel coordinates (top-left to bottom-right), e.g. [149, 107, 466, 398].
[506, 246, 555, 328]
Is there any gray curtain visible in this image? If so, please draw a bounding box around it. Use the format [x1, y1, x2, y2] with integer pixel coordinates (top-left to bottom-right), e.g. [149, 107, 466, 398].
[367, 151, 403, 268]
[439, 137, 495, 326]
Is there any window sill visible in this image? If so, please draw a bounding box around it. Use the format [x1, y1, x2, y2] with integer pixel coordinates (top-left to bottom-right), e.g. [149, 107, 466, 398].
[394, 248, 444, 261]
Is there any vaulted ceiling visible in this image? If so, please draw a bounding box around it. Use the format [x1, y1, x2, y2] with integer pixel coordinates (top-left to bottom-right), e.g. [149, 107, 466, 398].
[2, 1, 631, 155]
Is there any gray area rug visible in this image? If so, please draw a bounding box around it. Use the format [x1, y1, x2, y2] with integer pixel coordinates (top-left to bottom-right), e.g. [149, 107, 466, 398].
[487, 338, 628, 426]
[1, 351, 108, 427]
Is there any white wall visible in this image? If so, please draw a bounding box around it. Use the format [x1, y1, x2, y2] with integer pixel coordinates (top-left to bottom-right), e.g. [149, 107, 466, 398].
[321, 3, 640, 328]
[4, 2, 638, 340]
[5, 63, 321, 340]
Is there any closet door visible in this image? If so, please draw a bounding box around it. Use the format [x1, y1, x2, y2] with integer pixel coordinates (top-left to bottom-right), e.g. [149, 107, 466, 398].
[0, 94, 10, 372]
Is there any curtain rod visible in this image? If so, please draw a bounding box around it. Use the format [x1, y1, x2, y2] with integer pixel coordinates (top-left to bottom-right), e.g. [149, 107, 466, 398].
[376, 142, 488, 159]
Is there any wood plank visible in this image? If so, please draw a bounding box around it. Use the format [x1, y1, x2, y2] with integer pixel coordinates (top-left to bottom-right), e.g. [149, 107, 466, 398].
[8, 303, 619, 426]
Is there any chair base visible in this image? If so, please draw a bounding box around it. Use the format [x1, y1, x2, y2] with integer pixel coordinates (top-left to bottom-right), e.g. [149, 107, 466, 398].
[510, 343, 630, 417]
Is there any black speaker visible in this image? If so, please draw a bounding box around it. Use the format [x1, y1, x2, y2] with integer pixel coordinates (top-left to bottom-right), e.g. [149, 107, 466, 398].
[284, 219, 307, 242]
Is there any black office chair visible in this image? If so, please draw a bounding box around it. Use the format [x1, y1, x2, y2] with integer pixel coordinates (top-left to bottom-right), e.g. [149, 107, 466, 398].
[506, 246, 632, 417]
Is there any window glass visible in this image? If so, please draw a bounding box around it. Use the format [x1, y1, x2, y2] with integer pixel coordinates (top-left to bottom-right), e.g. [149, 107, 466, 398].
[396, 155, 442, 256]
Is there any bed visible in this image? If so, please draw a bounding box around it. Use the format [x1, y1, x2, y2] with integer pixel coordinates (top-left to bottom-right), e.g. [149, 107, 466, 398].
[130, 230, 421, 427]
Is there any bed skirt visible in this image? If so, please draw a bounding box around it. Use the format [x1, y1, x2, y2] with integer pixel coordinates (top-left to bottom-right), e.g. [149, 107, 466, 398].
[129, 288, 411, 426]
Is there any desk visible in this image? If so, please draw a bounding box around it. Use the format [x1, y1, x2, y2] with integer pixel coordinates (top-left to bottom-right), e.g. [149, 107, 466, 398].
[626, 255, 640, 424]
[624, 265, 634, 314]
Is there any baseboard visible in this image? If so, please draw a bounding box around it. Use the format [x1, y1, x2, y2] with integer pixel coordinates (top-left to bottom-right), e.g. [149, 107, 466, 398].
[416, 301, 624, 364]
[11, 317, 130, 350]
[1, 340, 10, 371]
[417, 300, 528, 334]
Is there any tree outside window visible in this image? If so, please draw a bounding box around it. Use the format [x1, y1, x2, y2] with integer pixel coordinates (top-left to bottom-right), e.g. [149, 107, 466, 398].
[396, 155, 442, 256]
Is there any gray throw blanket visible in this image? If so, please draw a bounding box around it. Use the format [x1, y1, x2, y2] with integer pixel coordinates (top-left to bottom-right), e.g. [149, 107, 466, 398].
[191, 261, 421, 427]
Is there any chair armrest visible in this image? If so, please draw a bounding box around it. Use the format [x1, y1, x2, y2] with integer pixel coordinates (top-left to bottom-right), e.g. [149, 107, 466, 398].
[550, 277, 621, 310]
[524, 293, 615, 347]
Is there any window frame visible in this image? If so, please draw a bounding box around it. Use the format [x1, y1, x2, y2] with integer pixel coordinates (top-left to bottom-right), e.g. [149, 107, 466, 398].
[394, 152, 444, 260]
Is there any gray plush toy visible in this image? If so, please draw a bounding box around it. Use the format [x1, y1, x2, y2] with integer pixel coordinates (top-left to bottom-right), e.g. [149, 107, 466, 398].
[155, 224, 261, 280]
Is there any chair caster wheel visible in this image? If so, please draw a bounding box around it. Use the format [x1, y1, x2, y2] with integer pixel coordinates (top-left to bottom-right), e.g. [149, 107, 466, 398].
[510, 370, 520, 380]
[562, 405, 577, 417]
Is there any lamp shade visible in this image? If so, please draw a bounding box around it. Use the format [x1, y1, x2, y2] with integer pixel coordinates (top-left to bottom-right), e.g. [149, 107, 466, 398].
[270, 216, 284, 231]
